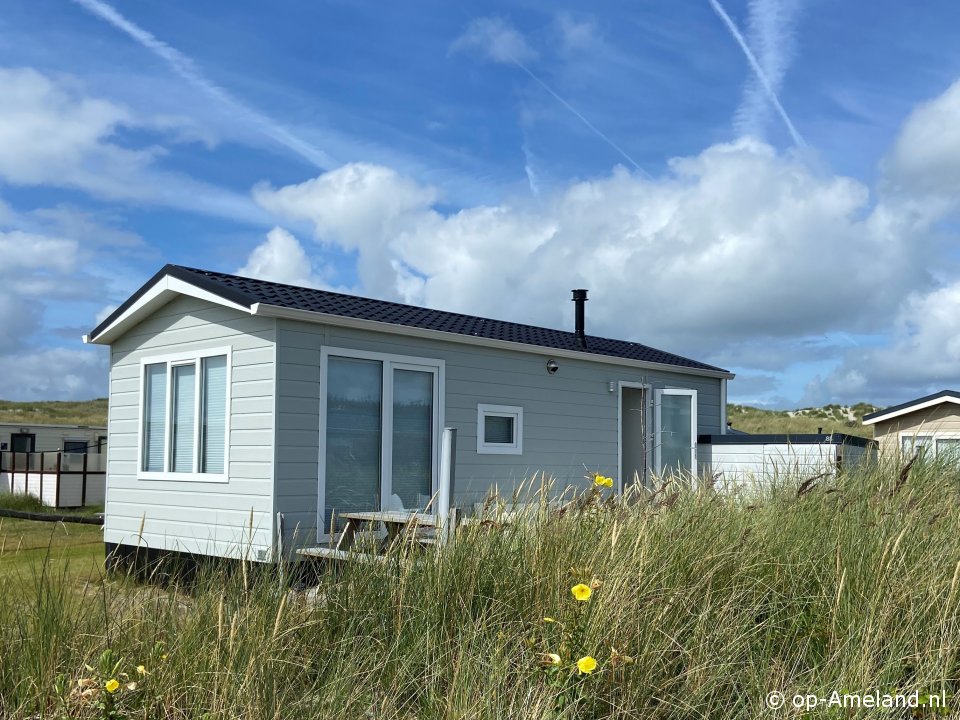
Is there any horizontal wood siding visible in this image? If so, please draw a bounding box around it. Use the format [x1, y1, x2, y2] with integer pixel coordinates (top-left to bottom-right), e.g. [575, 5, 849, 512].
[275, 318, 722, 546]
[873, 406, 960, 456]
[105, 296, 276, 560]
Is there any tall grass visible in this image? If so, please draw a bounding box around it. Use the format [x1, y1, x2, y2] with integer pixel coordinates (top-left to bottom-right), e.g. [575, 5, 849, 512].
[0, 398, 108, 426]
[2, 457, 959, 718]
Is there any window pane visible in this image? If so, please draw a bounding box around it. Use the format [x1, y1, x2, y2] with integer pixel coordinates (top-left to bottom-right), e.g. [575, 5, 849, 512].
[171, 364, 196, 473]
[392, 369, 433, 510]
[660, 394, 693, 475]
[143, 363, 167, 472]
[484, 415, 514, 444]
[201, 356, 227, 473]
[324, 357, 382, 532]
[902, 435, 932, 455]
[937, 438, 960, 461]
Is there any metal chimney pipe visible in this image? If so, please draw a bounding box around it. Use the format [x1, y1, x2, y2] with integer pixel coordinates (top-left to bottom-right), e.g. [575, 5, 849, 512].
[572, 289, 588, 348]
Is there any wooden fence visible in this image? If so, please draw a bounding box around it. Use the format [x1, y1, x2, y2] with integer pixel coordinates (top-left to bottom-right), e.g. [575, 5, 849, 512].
[0, 451, 106, 508]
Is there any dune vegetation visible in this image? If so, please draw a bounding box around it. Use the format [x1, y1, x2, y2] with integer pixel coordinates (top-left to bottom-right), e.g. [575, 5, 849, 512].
[2, 456, 959, 718]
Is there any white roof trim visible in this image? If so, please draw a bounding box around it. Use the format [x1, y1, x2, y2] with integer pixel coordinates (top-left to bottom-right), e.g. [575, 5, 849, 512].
[85, 275, 254, 345]
[862, 395, 960, 425]
[251, 303, 735, 380]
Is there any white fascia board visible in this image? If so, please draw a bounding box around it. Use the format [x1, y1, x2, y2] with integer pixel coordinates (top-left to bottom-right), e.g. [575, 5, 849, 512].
[87, 275, 254, 345]
[862, 396, 960, 425]
[251, 303, 736, 380]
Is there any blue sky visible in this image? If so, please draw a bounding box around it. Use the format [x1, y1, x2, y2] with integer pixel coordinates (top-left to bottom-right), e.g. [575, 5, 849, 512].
[2, 0, 960, 407]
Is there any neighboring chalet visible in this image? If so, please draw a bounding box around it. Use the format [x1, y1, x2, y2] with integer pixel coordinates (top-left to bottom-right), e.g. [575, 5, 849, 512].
[0, 422, 106, 454]
[863, 390, 960, 459]
[85, 265, 733, 562]
[0, 423, 107, 507]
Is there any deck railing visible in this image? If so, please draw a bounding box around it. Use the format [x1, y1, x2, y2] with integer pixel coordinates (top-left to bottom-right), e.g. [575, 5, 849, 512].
[0, 451, 106, 507]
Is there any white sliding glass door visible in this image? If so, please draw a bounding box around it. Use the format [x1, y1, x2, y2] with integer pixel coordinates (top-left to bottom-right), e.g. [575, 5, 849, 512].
[319, 349, 442, 535]
[655, 389, 697, 478]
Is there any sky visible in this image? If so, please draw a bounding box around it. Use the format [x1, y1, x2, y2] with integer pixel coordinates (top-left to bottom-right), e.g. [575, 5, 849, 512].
[2, 0, 960, 408]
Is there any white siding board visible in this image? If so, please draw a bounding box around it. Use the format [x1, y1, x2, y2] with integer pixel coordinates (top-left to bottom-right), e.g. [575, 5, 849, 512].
[104, 295, 275, 560]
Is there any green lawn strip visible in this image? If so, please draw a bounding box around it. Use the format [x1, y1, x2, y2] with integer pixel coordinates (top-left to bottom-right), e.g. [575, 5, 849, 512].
[0, 517, 104, 589]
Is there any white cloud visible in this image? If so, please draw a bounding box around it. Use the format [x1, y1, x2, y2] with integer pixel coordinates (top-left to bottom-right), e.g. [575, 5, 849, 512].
[0, 347, 108, 400]
[0, 67, 267, 224]
[804, 281, 960, 405]
[450, 17, 538, 64]
[555, 13, 601, 52]
[0, 293, 42, 354]
[734, 0, 804, 140]
[0, 67, 147, 187]
[882, 79, 960, 206]
[252, 138, 936, 361]
[238, 227, 325, 288]
[70, 0, 334, 169]
[94, 304, 118, 325]
[708, 0, 805, 147]
[254, 164, 437, 246]
[0, 230, 79, 275]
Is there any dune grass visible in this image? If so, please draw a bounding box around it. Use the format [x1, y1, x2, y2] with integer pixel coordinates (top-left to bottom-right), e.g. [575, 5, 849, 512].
[727, 403, 875, 439]
[2, 458, 959, 718]
[0, 398, 108, 426]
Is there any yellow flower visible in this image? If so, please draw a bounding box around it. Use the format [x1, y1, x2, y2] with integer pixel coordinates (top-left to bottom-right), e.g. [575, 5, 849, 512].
[136, 665, 147, 676]
[593, 474, 614, 488]
[542, 617, 557, 623]
[161, 653, 168, 662]
[576, 656, 598, 674]
[544, 653, 562, 666]
[104, 678, 120, 694]
[571, 583, 592, 602]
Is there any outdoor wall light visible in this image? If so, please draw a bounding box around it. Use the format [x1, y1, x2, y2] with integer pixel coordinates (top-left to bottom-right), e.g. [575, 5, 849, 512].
[546, 359, 559, 375]
[608, 381, 616, 393]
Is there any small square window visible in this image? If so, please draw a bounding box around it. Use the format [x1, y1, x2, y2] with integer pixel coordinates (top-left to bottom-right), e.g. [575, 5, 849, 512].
[477, 404, 523, 455]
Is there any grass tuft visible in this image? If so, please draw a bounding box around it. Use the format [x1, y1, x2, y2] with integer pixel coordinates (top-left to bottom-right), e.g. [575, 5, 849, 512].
[2, 458, 960, 718]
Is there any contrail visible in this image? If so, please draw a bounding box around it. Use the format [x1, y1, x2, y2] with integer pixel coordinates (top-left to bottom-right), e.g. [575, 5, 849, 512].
[70, 0, 335, 168]
[513, 59, 653, 179]
[707, 0, 806, 147]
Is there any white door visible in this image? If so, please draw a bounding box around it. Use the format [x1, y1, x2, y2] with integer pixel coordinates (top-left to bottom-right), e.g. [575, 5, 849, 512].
[654, 389, 697, 478]
[319, 350, 441, 535]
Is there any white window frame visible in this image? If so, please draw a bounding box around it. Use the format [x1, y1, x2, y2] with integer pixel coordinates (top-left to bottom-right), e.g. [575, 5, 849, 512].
[654, 388, 697, 475]
[137, 346, 232, 483]
[477, 404, 523, 455]
[318, 346, 445, 542]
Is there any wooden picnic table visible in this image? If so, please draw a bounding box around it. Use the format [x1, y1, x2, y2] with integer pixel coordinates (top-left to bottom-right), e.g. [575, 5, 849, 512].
[335, 510, 438, 550]
[296, 509, 442, 564]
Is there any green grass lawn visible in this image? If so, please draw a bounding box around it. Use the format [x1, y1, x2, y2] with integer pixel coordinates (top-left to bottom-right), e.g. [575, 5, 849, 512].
[0, 516, 104, 588]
